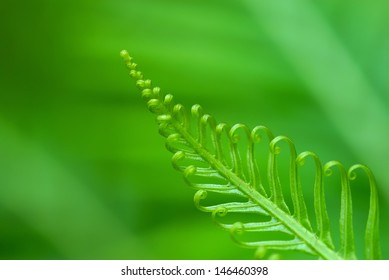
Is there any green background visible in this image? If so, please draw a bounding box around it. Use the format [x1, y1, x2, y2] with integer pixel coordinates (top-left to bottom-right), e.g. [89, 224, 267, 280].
[1, 0, 388, 259]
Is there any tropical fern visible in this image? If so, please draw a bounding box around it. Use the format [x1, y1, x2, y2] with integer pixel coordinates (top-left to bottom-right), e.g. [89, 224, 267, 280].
[120, 50, 381, 260]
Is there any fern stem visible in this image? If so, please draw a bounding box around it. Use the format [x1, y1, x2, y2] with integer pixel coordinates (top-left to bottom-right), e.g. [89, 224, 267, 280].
[121, 50, 381, 260]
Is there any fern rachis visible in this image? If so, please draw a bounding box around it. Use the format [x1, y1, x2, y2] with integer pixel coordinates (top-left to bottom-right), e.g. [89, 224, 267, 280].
[120, 50, 381, 260]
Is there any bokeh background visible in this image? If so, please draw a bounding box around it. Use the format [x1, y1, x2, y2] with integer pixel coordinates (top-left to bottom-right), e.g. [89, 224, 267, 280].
[1, 0, 388, 259]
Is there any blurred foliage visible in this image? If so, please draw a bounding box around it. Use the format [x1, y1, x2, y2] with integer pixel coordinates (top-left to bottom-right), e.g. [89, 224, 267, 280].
[0, 0, 388, 259]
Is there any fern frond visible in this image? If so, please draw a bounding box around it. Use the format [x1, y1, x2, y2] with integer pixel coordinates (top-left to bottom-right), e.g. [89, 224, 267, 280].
[120, 50, 381, 260]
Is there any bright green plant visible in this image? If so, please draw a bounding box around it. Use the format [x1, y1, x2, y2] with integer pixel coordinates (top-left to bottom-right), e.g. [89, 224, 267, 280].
[120, 50, 381, 260]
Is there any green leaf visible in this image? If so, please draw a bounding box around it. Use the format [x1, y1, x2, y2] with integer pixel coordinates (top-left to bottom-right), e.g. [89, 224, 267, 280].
[121, 50, 381, 260]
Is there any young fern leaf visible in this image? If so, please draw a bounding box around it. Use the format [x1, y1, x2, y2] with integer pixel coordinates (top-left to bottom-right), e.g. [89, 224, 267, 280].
[120, 50, 381, 260]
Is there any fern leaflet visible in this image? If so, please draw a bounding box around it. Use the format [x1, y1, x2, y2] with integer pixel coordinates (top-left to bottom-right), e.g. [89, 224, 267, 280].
[120, 50, 381, 260]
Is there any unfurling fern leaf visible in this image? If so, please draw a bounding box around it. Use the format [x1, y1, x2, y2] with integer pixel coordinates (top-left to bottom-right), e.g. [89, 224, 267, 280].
[120, 50, 381, 260]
